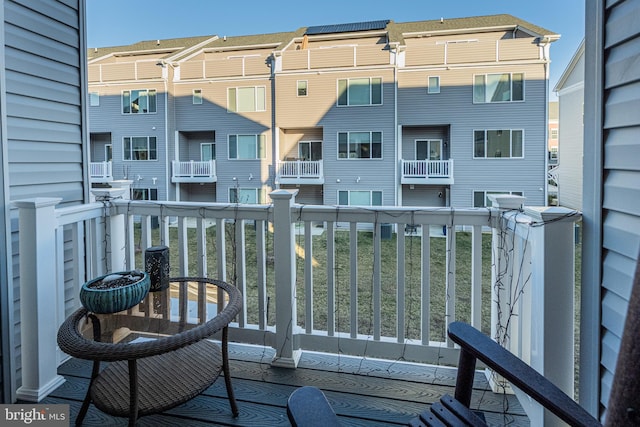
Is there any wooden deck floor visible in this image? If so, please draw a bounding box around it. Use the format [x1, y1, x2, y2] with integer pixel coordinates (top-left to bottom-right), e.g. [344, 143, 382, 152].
[42, 344, 528, 426]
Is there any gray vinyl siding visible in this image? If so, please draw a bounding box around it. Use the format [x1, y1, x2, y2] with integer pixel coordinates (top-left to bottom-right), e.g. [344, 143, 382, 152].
[2, 0, 87, 402]
[592, 0, 640, 415]
[88, 84, 169, 200]
[557, 80, 584, 210]
[5, 0, 86, 204]
[398, 65, 547, 207]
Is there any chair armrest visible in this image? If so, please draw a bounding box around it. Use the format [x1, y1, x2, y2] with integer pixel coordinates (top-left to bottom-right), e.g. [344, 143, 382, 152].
[287, 386, 342, 427]
[448, 322, 600, 427]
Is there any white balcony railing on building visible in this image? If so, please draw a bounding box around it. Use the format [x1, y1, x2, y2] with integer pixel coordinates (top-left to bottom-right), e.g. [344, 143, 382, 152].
[89, 161, 113, 182]
[16, 191, 580, 424]
[402, 159, 452, 178]
[276, 160, 324, 183]
[171, 160, 216, 183]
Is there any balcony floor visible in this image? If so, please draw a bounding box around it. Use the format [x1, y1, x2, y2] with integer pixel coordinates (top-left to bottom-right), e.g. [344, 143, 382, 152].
[43, 343, 528, 426]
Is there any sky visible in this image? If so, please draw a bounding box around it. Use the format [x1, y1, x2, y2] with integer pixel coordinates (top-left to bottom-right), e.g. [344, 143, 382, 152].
[86, 0, 585, 99]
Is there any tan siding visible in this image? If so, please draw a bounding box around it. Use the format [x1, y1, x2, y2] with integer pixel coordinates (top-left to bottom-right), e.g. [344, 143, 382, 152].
[136, 61, 163, 79]
[180, 61, 204, 79]
[205, 58, 243, 78]
[101, 62, 136, 81]
[405, 42, 445, 66]
[244, 56, 270, 76]
[282, 50, 309, 70]
[311, 47, 354, 69]
[448, 40, 496, 64]
[356, 45, 390, 66]
[279, 128, 323, 159]
[499, 38, 540, 61]
[88, 64, 101, 82]
[276, 74, 337, 127]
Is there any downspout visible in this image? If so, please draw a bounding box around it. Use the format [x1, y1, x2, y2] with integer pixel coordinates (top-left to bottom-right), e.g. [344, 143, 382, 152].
[541, 38, 551, 206]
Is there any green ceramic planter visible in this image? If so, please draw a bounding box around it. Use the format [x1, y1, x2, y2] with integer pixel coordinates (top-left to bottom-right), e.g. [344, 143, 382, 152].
[80, 271, 150, 314]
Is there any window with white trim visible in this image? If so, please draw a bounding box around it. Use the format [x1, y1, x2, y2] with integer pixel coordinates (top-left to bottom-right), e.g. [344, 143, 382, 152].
[474, 130, 523, 158]
[193, 89, 203, 104]
[297, 80, 308, 97]
[338, 131, 382, 159]
[228, 134, 266, 159]
[124, 136, 157, 160]
[122, 89, 157, 114]
[105, 144, 112, 162]
[428, 76, 440, 94]
[338, 190, 382, 206]
[473, 73, 524, 103]
[131, 188, 158, 201]
[227, 86, 266, 112]
[550, 128, 558, 139]
[229, 188, 266, 204]
[337, 77, 382, 106]
[90, 92, 100, 106]
[473, 191, 523, 208]
[201, 143, 215, 160]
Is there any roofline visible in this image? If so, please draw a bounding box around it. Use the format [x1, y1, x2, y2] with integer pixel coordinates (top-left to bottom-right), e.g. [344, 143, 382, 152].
[554, 39, 585, 92]
[166, 36, 219, 62]
[402, 24, 556, 39]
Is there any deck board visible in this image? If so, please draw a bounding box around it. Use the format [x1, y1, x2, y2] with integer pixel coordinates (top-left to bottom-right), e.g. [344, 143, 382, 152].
[43, 344, 528, 426]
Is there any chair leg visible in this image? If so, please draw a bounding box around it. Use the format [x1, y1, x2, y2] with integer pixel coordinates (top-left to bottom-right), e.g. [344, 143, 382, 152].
[222, 327, 239, 417]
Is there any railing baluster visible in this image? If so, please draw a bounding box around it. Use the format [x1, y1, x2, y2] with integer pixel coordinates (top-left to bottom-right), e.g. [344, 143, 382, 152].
[256, 219, 267, 330]
[177, 216, 189, 276]
[397, 224, 406, 343]
[445, 224, 456, 347]
[235, 220, 247, 328]
[421, 224, 431, 345]
[326, 221, 335, 337]
[196, 217, 207, 277]
[304, 221, 314, 334]
[349, 222, 358, 339]
[471, 225, 483, 330]
[373, 222, 381, 341]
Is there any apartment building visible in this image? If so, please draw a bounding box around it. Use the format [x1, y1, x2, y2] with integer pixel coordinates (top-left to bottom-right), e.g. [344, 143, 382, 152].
[88, 14, 557, 209]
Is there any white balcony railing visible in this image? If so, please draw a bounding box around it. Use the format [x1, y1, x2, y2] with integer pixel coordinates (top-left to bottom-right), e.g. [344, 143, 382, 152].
[16, 190, 580, 423]
[171, 160, 216, 183]
[401, 159, 454, 184]
[276, 160, 324, 184]
[89, 161, 113, 182]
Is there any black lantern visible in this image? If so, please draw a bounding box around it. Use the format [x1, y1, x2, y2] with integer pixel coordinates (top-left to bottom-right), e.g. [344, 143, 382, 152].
[145, 245, 170, 292]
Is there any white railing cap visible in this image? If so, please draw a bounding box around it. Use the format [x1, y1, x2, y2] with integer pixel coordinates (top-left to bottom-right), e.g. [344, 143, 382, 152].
[488, 194, 526, 210]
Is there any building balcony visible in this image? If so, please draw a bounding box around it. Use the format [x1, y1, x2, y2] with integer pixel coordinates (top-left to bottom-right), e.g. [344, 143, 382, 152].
[89, 161, 113, 183]
[172, 160, 217, 183]
[16, 191, 579, 426]
[276, 160, 324, 184]
[401, 159, 454, 185]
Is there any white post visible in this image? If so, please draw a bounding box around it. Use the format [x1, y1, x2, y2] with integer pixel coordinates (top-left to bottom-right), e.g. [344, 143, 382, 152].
[523, 206, 579, 427]
[14, 198, 66, 401]
[91, 187, 128, 272]
[270, 189, 301, 368]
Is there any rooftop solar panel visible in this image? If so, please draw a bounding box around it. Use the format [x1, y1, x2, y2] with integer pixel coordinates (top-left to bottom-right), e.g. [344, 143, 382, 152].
[305, 20, 390, 35]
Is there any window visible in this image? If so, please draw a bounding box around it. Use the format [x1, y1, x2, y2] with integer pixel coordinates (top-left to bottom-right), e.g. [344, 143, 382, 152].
[90, 92, 100, 106]
[473, 191, 523, 208]
[229, 188, 266, 204]
[297, 80, 308, 97]
[473, 73, 524, 103]
[298, 141, 322, 161]
[105, 144, 112, 162]
[474, 130, 523, 158]
[227, 86, 266, 112]
[124, 136, 157, 160]
[131, 188, 158, 201]
[550, 128, 558, 139]
[122, 89, 157, 114]
[338, 131, 382, 159]
[416, 140, 442, 160]
[550, 147, 558, 160]
[428, 76, 440, 94]
[338, 190, 382, 206]
[201, 143, 215, 161]
[337, 77, 382, 106]
[228, 134, 266, 159]
[193, 89, 203, 104]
